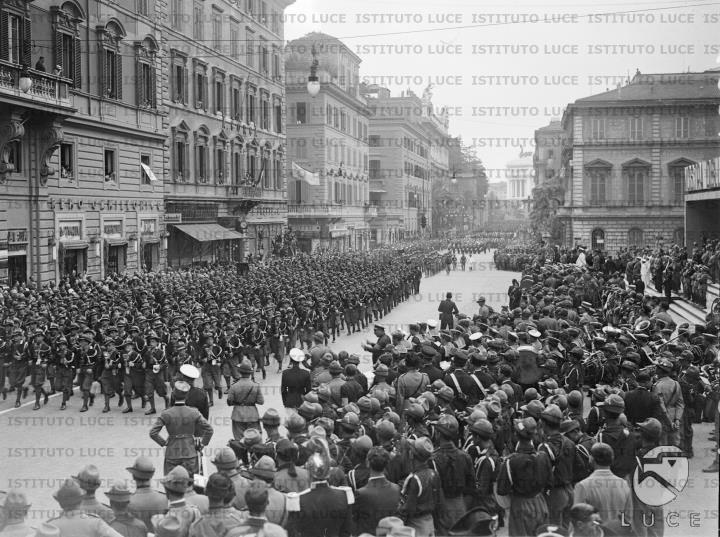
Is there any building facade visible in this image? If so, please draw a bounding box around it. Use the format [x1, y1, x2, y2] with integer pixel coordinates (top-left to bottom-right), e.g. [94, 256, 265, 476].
[558, 69, 720, 253]
[533, 119, 566, 186]
[362, 84, 450, 244]
[0, 0, 166, 285]
[505, 150, 533, 202]
[164, 0, 293, 265]
[284, 32, 371, 252]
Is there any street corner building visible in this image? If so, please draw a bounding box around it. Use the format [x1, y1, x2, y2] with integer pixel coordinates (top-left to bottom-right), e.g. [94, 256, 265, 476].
[536, 69, 720, 253]
[0, 0, 296, 285]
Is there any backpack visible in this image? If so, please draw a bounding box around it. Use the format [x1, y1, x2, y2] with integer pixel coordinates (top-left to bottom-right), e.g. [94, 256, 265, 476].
[572, 443, 594, 483]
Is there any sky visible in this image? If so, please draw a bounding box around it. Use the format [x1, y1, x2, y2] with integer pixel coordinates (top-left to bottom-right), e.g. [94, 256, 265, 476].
[281, 0, 720, 179]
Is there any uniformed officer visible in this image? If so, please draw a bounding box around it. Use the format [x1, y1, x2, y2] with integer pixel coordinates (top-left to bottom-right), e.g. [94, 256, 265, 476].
[74, 465, 114, 523]
[538, 404, 575, 527]
[0, 490, 34, 537]
[149, 381, 214, 475]
[152, 466, 202, 537]
[623, 370, 667, 427]
[126, 456, 168, 529]
[175, 364, 209, 420]
[496, 417, 553, 537]
[286, 451, 354, 537]
[227, 358, 264, 440]
[281, 348, 311, 409]
[104, 482, 147, 537]
[211, 447, 251, 511]
[188, 473, 245, 537]
[47, 479, 123, 537]
[595, 394, 637, 479]
[653, 358, 685, 446]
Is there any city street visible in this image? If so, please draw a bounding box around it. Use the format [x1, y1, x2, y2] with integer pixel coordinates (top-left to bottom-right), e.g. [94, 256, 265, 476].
[1, 251, 716, 536]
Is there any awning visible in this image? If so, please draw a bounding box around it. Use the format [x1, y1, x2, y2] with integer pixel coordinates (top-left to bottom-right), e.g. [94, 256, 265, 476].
[174, 223, 244, 242]
[105, 238, 128, 247]
[141, 236, 161, 244]
[61, 240, 88, 250]
[141, 163, 159, 182]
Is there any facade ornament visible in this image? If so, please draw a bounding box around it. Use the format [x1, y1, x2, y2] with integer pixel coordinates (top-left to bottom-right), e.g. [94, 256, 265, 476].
[0, 116, 26, 184]
[39, 123, 65, 185]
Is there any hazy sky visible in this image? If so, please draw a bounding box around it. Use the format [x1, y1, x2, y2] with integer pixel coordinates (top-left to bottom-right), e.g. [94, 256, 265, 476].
[282, 0, 720, 178]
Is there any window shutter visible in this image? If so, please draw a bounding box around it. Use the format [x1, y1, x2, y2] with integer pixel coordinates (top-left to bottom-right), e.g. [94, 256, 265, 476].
[136, 60, 144, 106]
[100, 47, 107, 96]
[22, 16, 31, 66]
[195, 144, 200, 182]
[115, 50, 123, 99]
[203, 75, 208, 111]
[0, 11, 8, 60]
[150, 66, 156, 107]
[73, 37, 81, 89]
[183, 65, 188, 104]
[54, 29, 64, 72]
[183, 142, 189, 179]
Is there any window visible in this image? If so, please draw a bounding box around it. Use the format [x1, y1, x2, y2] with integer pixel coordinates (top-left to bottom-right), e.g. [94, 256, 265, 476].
[262, 156, 270, 188]
[274, 99, 282, 133]
[326, 105, 332, 125]
[104, 149, 116, 182]
[629, 117, 642, 140]
[213, 69, 225, 115]
[591, 228, 605, 251]
[669, 160, 692, 204]
[247, 150, 257, 182]
[271, 9, 280, 34]
[295, 138, 307, 159]
[173, 126, 190, 182]
[333, 107, 339, 128]
[171, 0, 183, 29]
[137, 0, 149, 16]
[295, 180, 302, 202]
[136, 39, 157, 108]
[675, 117, 689, 138]
[6, 141, 21, 173]
[193, 60, 208, 109]
[5, 13, 21, 64]
[141, 154, 151, 184]
[195, 129, 210, 183]
[171, 51, 188, 104]
[215, 146, 226, 184]
[212, 12, 222, 51]
[273, 153, 281, 189]
[60, 143, 74, 180]
[246, 0, 255, 17]
[369, 135, 381, 147]
[260, 1, 268, 23]
[230, 26, 239, 59]
[260, 42, 269, 74]
[261, 95, 270, 130]
[56, 29, 81, 89]
[98, 22, 124, 100]
[295, 102, 307, 124]
[232, 145, 244, 184]
[623, 162, 648, 205]
[369, 160, 381, 179]
[628, 228, 644, 248]
[272, 49, 280, 79]
[246, 85, 256, 125]
[193, 3, 204, 40]
[590, 118, 605, 139]
[586, 165, 608, 204]
[231, 78, 242, 121]
[246, 29, 255, 68]
[340, 111, 346, 132]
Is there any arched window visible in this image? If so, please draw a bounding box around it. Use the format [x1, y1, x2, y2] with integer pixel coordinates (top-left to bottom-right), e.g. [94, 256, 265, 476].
[628, 228, 644, 248]
[591, 228, 605, 251]
[53, 2, 84, 88]
[231, 136, 244, 186]
[135, 36, 157, 108]
[171, 121, 190, 182]
[98, 20, 125, 100]
[673, 227, 685, 246]
[194, 126, 210, 183]
[622, 159, 651, 206]
[668, 158, 694, 205]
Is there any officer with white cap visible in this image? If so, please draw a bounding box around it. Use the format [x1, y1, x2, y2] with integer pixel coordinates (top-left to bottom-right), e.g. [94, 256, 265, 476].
[281, 348, 312, 410]
[173, 364, 209, 419]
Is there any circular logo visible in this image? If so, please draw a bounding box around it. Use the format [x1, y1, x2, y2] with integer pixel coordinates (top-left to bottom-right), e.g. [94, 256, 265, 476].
[632, 446, 689, 507]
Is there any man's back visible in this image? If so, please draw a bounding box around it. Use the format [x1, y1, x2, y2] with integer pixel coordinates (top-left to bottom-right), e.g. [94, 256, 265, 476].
[354, 477, 401, 535]
[287, 483, 353, 537]
[128, 487, 167, 528]
[574, 468, 632, 533]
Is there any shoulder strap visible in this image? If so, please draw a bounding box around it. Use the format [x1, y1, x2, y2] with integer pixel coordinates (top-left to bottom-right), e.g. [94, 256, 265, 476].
[470, 373, 487, 398]
[504, 458, 513, 486]
[348, 469, 356, 490]
[450, 373, 465, 397]
[539, 442, 556, 463]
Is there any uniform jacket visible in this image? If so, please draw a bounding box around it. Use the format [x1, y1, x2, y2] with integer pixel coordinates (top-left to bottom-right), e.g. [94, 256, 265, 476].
[353, 476, 401, 536]
[227, 378, 264, 422]
[281, 366, 311, 408]
[128, 485, 168, 529]
[151, 500, 202, 537]
[188, 506, 245, 537]
[149, 402, 214, 460]
[596, 424, 637, 479]
[623, 386, 668, 426]
[286, 481, 354, 537]
[108, 513, 147, 537]
[46, 510, 123, 537]
[653, 376, 685, 423]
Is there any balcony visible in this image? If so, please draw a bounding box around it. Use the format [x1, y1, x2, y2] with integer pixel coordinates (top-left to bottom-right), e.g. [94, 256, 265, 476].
[0, 61, 73, 111]
[225, 185, 285, 201]
[287, 203, 369, 219]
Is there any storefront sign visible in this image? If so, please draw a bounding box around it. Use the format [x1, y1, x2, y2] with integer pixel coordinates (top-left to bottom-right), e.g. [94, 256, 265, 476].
[103, 221, 123, 237]
[7, 229, 27, 244]
[163, 213, 182, 224]
[58, 221, 82, 240]
[141, 219, 157, 234]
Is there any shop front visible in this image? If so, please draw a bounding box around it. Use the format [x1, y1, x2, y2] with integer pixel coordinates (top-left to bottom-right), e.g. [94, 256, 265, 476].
[169, 223, 245, 267]
[102, 219, 127, 277]
[6, 229, 28, 285]
[57, 219, 88, 278]
[139, 217, 162, 272]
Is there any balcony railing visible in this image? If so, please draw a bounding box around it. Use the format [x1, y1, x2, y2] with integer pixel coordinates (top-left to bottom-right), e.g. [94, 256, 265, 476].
[0, 61, 72, 107]
[574, 199, 684, 208]
[225, 185, 284, 200]
[287, 203, 373, 218]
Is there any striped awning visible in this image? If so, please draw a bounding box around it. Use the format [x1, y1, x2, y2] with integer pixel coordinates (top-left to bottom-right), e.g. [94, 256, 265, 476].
[174, 223, 244, 242]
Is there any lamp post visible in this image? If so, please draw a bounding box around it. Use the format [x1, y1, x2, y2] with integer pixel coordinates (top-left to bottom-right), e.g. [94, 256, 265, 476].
[307, 44, 320, 98]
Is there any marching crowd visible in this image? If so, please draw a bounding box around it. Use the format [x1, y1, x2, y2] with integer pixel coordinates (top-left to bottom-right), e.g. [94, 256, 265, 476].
[1, 240, 719, 537]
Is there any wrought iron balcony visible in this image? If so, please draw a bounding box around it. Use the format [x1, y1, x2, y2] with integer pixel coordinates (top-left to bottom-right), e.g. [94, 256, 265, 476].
[225, 184, 285, 201]
[0, 61, 72, 109]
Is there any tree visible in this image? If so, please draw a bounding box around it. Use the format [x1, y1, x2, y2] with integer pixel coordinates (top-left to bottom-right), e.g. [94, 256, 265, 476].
[529, 181, 565, 242]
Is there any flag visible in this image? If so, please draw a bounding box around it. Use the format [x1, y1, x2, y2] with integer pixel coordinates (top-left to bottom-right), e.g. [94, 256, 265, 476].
[255, 166, 265, 186]
[292, 162, 320, 186]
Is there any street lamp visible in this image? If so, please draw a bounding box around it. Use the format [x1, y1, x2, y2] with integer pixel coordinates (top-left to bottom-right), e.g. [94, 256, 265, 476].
[19, 67, 32, 93]
[307, 44, 320, 98]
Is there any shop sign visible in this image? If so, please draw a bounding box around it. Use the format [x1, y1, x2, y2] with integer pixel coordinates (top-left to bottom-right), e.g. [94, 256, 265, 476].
[141, 219, 157, 234]
[163, 213, 182, 224]
[7, 229, 28, 244]
[103, 221, 123, 237]
[58, 221, 82, 240]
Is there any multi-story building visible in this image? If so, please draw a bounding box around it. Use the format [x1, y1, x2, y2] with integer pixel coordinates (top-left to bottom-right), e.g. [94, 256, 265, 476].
[284, 32, 371, 252]
[362, 84, 450, 244]
[558, 69, 720, 253]
[505, 150, 533, 202]
[164, 0, 293, 265]
[533, 119, 566, 186]
[0, 0, 166, 285]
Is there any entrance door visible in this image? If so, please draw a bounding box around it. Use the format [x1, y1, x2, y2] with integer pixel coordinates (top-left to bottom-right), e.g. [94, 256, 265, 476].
[8, 255, 26, 285]
[143, 243, 158, 271]
[62, 249, 86, 277]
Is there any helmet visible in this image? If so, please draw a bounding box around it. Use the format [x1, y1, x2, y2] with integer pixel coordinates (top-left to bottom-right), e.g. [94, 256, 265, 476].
[638, 417, 662, 440]
[469, 418, 495, 438]
[305, 451, 331, 481]
[433, 414, 459, 438]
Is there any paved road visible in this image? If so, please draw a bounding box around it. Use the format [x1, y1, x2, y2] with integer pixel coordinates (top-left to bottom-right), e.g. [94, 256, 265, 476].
[0, 251, 716, 536]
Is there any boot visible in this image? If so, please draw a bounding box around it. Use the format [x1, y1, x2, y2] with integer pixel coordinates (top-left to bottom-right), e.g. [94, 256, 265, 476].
[145, 395, 156, 415]
[206, 389, 214, 407]
[80, 393, 89, 412]
[43, 389, 49, 406]
[88, 394, 95, 407]
[141, 396, 147, 409]
[224, 376, 232, 393]
[22, 386, 28, 399]
[118, 393, 124, 407]
[262, 369, 267, 380]
[34, 391, 41, 410]
[15, 391, 22, 408]
[163, 396, 170, 409]
[122, 399, 133, 413]
[102, 395, 111, 413]
[217, 388, 223, 400]
[49, 378, 56, 394]
[2, 388, 6, 401]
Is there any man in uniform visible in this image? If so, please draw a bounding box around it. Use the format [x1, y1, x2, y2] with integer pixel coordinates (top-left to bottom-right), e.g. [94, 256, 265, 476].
[437, 292, 459, 330]
[227, 358, 264, 440]
[595, 394, 637, 479]
[75, 465, 114, 523]
[286, 451, 354, 537]
[104, 482, 147, 537]
[152, 466, 202, 537]
[47, 479, 123, 537]
[149, 380, 214, 475]
[623, 371, 667, 427]
[188, 473, 245, 537]
[653, 358, 684, 446]
[496, 417, 553, 537]
[362, 325, 391, 365]
[175, 364, 209, 420]
[537, 404, 575, 527]
[281, 348, 311, 409]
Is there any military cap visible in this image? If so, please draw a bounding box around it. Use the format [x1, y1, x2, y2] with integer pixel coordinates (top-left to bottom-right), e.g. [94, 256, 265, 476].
[297, 401, 316, 420]
[409, 437, 433, 460]
[73, 465, 101, 488]
[484, 399, 502, 419]
[436, 386, 455, 402]
[539, 378, 559, 392]
[559, 419, 580, 434]
[469, 418, 495, 438]
[515, 417, 537, 439]
[520, 399, 545, 420]
[638, 417, 662, 439]
[329, 360, 343, 374]
[105, 481, 132, 503]
[357, 396, 373, 413]
[375, 419, 397, 440]
[317, 384, 332, 401]
[351, 435, 373, 455]
[337, 412, 360, 431]
[289, 348, 305, 362]
[179, 363, 199, 379]
[212, 447, 239, 470]
[656, 358, 674, 372]
[126, 456, 156, 479]
[620, 360, 638, 372]
[205, 473, 233, 499]
[405, 403, 425, 420]
[567, 390, 583, 408]
[524, 387, 540, 402]
[432, 414, 459, 438]
[238, 358, 253, 374]
[242, 428, 262, 447]
[3, 490, 31, 511]
[251, 456, 277, 480]
[598, 393, 625, 414]
[53, 479, 84, 507]
[261, 408, 281, 426]
[541, 404, 563, 425]
[377, 516, 405, 536]
[374, 364, 389, 377]
[155, 514, 183, 537]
